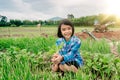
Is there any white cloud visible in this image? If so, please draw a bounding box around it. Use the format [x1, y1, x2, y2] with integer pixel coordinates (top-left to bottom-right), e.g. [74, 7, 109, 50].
[11, 0, 32, 12]
[51, 0, 83, 7]
[1, 11, 51, 20]
[0, 0, 53, 20]
[0, 0, 112, 20]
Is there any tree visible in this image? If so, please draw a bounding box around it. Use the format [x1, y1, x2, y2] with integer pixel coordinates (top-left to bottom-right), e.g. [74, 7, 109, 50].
[10, 19, 23, 27]
[23, 20, 32, 25]
[67, 14, 74, 19]
[0, 15, 8, 26]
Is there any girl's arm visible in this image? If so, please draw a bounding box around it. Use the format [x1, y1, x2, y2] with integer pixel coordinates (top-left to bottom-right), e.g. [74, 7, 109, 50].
[62, 40, 81, 62]
[51, 54, 63, 64]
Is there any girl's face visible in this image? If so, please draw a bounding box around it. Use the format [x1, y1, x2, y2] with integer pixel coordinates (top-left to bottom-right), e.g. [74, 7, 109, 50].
[61, 24, 72, 41]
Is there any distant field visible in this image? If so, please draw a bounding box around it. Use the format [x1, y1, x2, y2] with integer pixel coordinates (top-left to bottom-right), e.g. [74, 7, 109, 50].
[0, 26, 120, 38]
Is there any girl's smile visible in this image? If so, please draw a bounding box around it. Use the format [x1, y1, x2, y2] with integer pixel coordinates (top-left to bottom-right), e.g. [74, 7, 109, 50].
[61, 24, 72, 41]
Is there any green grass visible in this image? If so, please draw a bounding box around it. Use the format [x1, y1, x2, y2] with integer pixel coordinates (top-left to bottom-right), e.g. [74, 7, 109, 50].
[0, 26, 120, 79]
[0, 41, 120, 80]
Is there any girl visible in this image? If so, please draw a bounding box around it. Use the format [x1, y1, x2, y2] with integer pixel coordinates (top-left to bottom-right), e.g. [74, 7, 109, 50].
[51, 19, 83, 75]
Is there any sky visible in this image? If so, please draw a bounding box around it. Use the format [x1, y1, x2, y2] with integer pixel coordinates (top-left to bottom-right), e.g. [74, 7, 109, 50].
[0, 0, 120, 20]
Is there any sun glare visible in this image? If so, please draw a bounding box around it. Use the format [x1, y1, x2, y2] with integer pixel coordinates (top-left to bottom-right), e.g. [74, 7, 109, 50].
[105, 0, 120, 17]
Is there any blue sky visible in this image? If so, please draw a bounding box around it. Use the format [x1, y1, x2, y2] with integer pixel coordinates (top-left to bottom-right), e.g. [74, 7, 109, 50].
[0, 0, 119, 20]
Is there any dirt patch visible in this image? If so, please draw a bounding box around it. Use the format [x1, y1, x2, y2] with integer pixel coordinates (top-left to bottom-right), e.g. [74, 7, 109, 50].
[75, 30, 120, 41]
[75, 30, 120, 56]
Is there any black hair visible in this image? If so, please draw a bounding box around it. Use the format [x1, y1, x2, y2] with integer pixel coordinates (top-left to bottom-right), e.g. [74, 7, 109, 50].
[57, 19, 74, 38]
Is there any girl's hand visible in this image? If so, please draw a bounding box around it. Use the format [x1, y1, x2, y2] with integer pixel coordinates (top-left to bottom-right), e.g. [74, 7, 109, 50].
[54, 55, 63, 64]
[51, 53, 59, 63]
[52, 53, 59, 57]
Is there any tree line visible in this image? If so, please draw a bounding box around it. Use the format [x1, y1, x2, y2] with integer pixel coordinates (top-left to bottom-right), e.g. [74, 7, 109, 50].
[0, 13, 120, 27]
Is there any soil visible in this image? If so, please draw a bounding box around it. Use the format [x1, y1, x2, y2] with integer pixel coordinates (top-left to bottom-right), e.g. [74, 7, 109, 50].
[75, 30, 120, 41]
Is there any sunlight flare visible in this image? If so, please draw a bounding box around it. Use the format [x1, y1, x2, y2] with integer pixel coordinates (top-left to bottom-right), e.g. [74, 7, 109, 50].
[106, 0, 120, 17]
